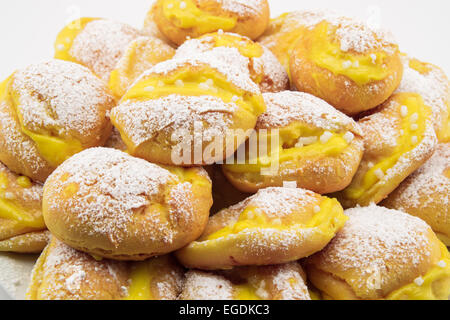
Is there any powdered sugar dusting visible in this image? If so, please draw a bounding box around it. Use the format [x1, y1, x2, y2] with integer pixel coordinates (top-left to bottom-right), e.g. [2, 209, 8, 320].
[358, 97, 438, 187]
[396, 55, 450, 135]
[214, 0, 265, 16]
[70, 19, 141, 81]
[0, 162, 43, 204]
[272, 263, 311, 300]
[143, 47, 259, 93]
[227, 187, 319, 218]
[11, 60, 115, 138]
[332, 17, 397, 54]
[0, 100, 50, 178]
[259, 91, 362, 135]
[387, 143, 449, 209]
[112, 94, 237, 146]
[46, 148, 177, 244]
[259, 10, 396, 55]
[313, 205, 433, 291]
[174, 34, 288, 92]
[181, 270, 233, 300]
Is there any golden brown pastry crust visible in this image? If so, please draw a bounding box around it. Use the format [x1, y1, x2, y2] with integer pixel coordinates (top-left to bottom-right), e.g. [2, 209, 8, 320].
[396, 54, 450, 142]
[43, 148, 212, 261]
[109, 36, 175, 98]
[0, 230, 50, 254]
[55, 18, 142, 82]
[335, 93, 437, 208]
[174, 32, 289, 93]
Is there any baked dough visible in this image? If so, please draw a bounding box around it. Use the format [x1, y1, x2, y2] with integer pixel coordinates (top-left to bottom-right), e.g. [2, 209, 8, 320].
[54, 18, 142, 82]
[42, 148, 213, 260]
[396, 54, 450, 142]
[176, 187, 347, 269]
[305, 205, 450, 300]
[108, 36, 175, 98]
[175, 32, 288, 92]
[0, 230, 50, 254]
[27, 237, 184, 300]
[334, 92, 437, 207]
[180, 262, 310, 300]
[222, 91, 364, 194]
[151, 0, 270, 45]
[0, 60, 115, 182]
[111, 48, 266, 166]
[290, 16, 403, 115]
[0, 161, 47, 253]
[382, 143, 450, 246]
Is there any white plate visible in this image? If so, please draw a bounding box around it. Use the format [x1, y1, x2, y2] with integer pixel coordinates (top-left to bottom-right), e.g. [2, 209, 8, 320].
[0, 253, 38, 300]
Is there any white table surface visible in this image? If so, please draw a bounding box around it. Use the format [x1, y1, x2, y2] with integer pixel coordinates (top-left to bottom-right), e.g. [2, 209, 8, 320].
[0, 0, 449, 300]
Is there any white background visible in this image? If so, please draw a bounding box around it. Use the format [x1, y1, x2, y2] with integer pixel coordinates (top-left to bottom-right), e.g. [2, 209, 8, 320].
[0, 0, 449, 79]
[0, 0, 449, 300]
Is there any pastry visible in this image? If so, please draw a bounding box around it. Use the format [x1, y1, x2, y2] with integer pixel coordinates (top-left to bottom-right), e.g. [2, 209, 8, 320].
[176, 187, 347, 269]
[174, 32, 289, 92]
[305, 205, 450, 300]
[27, 237, 184, 300]
[382, 143, 450, 246]
[222, 91, 364, 194]
[180, 262, 310, 300]
[108, 36, 175, 98]
[54, 18, 141, 82]
[0, 60, 115, 182]
[396, 54, 450, 142]
[258, 10, 336, 78]
[290, 16, 403, 115]
[111, 48, 266, 166]
[0, 161, 47, 253]
[151, 0, 270, 45]
[42, 148, 213, 260]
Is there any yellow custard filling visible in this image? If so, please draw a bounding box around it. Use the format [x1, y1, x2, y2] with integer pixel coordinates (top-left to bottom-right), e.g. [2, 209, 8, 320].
[408, 58, 432, 75]
[54, 17, 99, 61]
[125, 261, 155, 300]
[122, 66, 265, 116]
[344, 94, 430, 201]
[0, 174, 44, 229]
[199, 32, 264, 59]
[308, 21, 389, 86]
[162, 0, 237, 34]
[206, 197, 346, 241]
[235, 283, 262, 300]
[9, 87, 83, 168]
[387, 243, 450, 300]
[224, 123, 350, 173]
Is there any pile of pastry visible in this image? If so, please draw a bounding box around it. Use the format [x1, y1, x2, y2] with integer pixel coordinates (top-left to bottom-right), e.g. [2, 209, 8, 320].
[0, 0, 449, 300]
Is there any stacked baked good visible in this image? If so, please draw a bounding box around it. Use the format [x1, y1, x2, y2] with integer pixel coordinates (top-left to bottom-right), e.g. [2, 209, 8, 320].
[0, 0, 448, 300]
